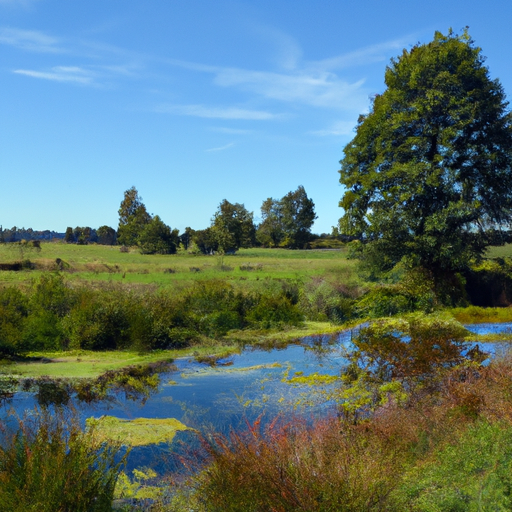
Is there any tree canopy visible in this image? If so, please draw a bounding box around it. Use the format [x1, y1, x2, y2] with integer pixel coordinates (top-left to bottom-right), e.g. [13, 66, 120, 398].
[257, 186, 317, 248]
[138, 216, 179, 254]
[211, 200, 256, 253]
[339, 30, 512, 275]
[117, 186, 151, 247]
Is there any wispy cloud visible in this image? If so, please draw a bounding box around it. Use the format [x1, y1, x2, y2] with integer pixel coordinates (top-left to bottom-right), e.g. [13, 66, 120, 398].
[0, 27, 62, 53]
[14, 66, 95, 84]
[310, 38, 410, 72]
[165, 36, 410, 112]
[310, 121, 357, 137]
[156, 104, 278, 120]
[206, 142, 235, 152]
[211, 127, 252, 135]
[254, 25, 303, 71]
[212, 68, 366, 110]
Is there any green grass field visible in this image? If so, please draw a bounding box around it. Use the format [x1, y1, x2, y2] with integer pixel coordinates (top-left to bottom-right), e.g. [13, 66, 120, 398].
[0, 242, 356, 288]
[486, 243, 512, 259]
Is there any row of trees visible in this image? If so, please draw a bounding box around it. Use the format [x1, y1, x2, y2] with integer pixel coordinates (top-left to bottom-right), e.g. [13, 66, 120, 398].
[113, 185, 317, 255]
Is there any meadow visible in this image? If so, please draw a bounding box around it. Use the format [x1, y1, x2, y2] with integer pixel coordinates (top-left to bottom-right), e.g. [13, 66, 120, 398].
[3, 241, 512, 510]
[0, 242, 359, 380]
[0, 242, 356, 288]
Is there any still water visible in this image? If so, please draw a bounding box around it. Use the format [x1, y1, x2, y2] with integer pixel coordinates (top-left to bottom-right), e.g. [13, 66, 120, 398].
[2, 322, 511, 472]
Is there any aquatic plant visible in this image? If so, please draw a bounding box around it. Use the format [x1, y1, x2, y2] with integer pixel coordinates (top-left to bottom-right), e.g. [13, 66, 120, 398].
[0, 409, 124, 512]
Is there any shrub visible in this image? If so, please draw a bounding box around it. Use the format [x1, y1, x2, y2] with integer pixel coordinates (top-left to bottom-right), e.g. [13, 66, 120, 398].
[299, 277, 355, 323]
[0, 287, 28, 355]
[247, 293, 303, 329]
[355, 286, 413, 318]
[196, 415, 401, 512]
[63, 290, 130, 350]
[22, 310, 64, 351]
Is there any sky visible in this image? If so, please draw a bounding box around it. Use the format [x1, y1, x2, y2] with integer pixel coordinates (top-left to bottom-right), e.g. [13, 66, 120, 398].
[1, 0, 511, 234]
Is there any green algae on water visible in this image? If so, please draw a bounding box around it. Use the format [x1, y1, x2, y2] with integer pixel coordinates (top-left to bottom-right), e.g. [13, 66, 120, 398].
[87, 416, 193, 446]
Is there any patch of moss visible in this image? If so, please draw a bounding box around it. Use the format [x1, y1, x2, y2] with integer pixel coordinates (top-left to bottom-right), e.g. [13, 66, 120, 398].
[284, 371, 340, 386]
[181, 362, 283, 378]
[87, 416, 193, 446]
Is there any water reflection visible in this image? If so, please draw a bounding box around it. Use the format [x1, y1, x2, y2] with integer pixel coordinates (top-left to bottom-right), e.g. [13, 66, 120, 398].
[0, 361, 175, 408]
[2, 323, 511, 474]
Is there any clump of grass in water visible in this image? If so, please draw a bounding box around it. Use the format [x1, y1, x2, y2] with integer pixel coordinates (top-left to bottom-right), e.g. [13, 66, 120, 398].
[0, 408, 125, 512]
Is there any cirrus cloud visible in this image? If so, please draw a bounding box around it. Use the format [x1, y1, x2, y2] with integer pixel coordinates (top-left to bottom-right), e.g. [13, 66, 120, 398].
[14, 66, 95, 84]
[0, 27, 62, 53]
[156, 104, 279, 120]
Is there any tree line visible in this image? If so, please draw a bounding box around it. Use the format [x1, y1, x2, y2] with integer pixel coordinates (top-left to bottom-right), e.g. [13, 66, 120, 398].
[62, 185, 318, 255]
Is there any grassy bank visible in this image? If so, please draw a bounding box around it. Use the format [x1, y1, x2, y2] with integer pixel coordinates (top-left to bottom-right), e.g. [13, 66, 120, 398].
[0, 321, 338, 379]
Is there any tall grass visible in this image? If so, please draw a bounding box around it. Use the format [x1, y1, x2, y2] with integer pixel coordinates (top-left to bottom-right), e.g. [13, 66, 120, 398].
[196, 415, 401, 512]
[0, 409, 124, 512]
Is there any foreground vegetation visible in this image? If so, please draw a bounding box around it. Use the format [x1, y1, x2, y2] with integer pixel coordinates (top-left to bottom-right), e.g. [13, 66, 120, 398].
[2, 314, 512, 510]
[3, 243, 512, 510]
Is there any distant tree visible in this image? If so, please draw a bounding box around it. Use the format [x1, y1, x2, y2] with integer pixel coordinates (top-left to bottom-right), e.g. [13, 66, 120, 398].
[64, 227, 75, 244]
[97, 226, 117, 245]
[0, 226, 5, 244]
[281, 186, 317, 248]
[256, 188, 316, 248]
[180, 227, 195, 251]
[73, 226, 94, 245]
[193, 228, 219, 255]
[137, 216, 178, 254]
[256, 198, 285, 247]
[4, 227, 18, 243]
[117, 187, 152, 246]
[339, 30, 512, 277]
[211, 200, 256, 253]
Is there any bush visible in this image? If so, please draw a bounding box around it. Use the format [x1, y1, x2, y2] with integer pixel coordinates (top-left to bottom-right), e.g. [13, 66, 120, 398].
[355, 286, 413, 318]
[62, 289, 130, 350]
[247, 293, 303, 329]
[0, 287, 28, 355]
[299, 277, 355, 323]
[22, 310, 64, 351]
[196, 415, 401, 512]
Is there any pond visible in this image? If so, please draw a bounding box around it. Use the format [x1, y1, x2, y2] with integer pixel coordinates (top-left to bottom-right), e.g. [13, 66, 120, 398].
[1, 322, 511, 474]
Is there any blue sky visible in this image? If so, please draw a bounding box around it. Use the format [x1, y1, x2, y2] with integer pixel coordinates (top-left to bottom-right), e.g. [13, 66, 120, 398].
[1, 0, 510, 234]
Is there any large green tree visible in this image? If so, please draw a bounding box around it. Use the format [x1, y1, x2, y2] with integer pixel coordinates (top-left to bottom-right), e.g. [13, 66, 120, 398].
[339, 30, 512, 275]
[117, 186, 152, 246]
[211, 200, 256, 253]
[280, 186, 317, 248]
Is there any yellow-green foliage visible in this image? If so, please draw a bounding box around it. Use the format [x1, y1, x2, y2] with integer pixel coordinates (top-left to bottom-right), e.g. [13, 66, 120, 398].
[114, 468, 163, 502]
[450, 305, 512, 324]
[86, 416, 192, 447]
[284, 371, 339, 386]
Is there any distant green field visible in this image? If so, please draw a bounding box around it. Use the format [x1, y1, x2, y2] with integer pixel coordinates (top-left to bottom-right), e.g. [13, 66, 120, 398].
[486, 243, 512, 259]
[0, 243, 356, 288]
